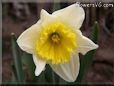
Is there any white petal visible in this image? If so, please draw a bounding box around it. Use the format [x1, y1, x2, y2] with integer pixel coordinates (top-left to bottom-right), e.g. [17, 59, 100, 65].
[17, 20, 41, 54]
[76, 30, 99, 55]
[40, 9, 56, 26]
[52, 3, 85, 29]
[40, 9, 51, 22]
[33, 55, 46, 76]
[49, 53, 80, 82]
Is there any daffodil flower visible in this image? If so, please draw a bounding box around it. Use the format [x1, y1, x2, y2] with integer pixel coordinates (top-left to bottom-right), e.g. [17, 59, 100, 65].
[17, 4, 98, 82]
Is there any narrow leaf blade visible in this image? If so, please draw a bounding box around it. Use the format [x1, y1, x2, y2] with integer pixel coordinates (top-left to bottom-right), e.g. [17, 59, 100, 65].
[52, 0, 60, 11]
[21, 52, 37, 82]
[11, 65, 18, 84]
[11, 33, 25, 83]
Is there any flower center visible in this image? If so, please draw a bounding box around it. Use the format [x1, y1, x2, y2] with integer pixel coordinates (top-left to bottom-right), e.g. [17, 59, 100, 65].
[51, 32, 60, 43]
[35, 22, 77, 64]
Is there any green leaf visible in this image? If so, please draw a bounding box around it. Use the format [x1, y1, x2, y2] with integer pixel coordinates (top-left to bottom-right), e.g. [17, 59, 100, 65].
[11, 65, 18, 84]
[76, 21, 99, 83]
[91, 21, 99, 43]
[52, 0, 60, 11]
[11, 33, 25, 83]
[44, 65, 54, 83]
[11, 73, 18, 84]
[45, 64, 60, 84]
[37, 71, 47, 84]
[21, 52, 37, 82]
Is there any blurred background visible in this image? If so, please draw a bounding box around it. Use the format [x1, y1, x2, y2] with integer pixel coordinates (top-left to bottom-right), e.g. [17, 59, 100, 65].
[2, 1, 114, 85]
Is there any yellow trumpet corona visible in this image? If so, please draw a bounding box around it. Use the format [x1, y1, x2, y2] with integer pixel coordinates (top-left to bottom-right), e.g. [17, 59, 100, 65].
[35, 22, 77, 64]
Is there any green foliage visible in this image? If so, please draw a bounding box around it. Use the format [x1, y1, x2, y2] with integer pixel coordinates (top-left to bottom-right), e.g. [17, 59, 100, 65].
[11, 33, 25, 84]
[91, 21, 99, 43]
[52, 0, 60, 12]
[21, 52, 37, 82]
[11, 65, 18, 84]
